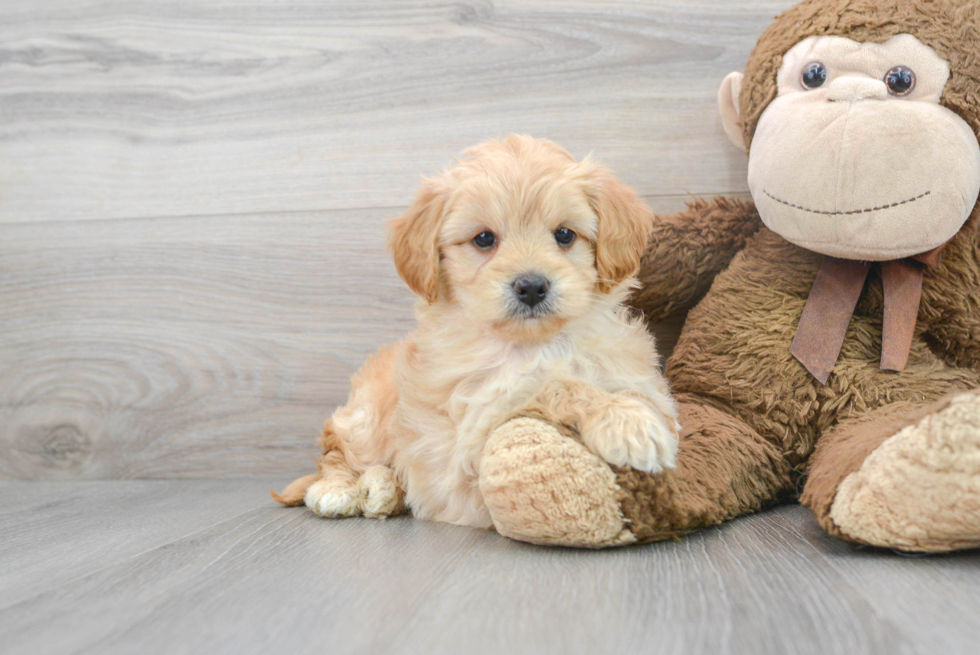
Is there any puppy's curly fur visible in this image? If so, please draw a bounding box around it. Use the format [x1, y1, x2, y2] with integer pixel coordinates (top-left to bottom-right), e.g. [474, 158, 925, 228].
[273, 135, 679, 528]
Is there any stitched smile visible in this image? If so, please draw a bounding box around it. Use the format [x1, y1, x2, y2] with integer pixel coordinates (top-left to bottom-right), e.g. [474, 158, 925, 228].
[763, 189, 931, 216]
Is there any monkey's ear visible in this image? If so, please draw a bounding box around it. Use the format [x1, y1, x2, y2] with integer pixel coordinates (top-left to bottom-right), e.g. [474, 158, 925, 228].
[387, 180, 446, 303]
[719, 72, 747, 153]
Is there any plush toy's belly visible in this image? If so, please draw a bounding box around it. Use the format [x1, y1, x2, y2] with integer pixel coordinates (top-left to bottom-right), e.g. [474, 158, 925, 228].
[664, 228, 979, 466]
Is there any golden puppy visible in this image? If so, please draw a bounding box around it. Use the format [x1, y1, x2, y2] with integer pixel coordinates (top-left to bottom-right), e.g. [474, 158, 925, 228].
[273, 135, 679, 529]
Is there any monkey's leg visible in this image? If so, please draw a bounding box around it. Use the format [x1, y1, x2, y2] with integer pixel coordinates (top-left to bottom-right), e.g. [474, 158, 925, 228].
[802, 389, 980, 553]
[480, 395, 793, 547]
[613, 397, 793, 543]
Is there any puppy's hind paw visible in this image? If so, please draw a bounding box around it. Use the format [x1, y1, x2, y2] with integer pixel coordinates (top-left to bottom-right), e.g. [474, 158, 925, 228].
[305, 480, 362, 518]
[584, 397, 679, 474]
[358, 465, 405, 518]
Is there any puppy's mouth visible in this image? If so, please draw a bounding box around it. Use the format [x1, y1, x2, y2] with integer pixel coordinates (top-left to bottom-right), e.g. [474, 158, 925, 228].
[508, 301, 557, 320]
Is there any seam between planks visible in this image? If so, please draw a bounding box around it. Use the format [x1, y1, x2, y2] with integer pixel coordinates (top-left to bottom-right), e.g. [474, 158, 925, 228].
[0, 192, 751, 229]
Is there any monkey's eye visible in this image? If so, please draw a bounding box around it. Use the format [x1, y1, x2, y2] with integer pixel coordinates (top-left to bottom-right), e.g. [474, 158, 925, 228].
[801, 62, 828, 89]
[884, 65, 916, 96]
[554, 227, 576, 247]
[472, 230, 496, 249]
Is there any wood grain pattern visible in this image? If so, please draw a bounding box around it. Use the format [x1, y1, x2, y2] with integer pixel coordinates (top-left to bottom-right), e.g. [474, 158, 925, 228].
[0, 479, 274, 608]
[0, 0, 782, 479]
[0, 209, 413, 479]
[2, 480, 978, 655]
[0, 0, 788, 224]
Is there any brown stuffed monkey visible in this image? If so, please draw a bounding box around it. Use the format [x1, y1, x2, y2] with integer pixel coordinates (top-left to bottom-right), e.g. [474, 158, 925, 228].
[479, 0, 980, 552]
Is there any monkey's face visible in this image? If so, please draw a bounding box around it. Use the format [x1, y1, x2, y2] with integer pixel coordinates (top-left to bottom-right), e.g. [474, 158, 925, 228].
[721, 34, 980, 261]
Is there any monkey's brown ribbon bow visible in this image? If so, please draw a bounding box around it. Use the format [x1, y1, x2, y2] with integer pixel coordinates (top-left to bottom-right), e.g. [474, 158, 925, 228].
[790, 246, 946, 385]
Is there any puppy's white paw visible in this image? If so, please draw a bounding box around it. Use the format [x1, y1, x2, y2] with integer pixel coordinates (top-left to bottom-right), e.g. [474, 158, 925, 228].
[305, 479, 362, 518]
[584, 397, 679, 474]
[357, 465, 403, 518]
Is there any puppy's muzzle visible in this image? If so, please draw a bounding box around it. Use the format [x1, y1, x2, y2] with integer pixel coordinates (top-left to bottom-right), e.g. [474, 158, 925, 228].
[512, 274, 550, 309]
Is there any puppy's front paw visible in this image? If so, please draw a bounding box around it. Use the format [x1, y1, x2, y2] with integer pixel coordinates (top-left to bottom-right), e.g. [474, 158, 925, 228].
[305, 479, 362, 518]
[584, 397, 679, 474]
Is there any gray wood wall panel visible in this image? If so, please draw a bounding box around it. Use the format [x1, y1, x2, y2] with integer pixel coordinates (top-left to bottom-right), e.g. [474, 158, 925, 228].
[0, 0, 791, 479]
[0, 1, 779, 224]
[0, 210, 412, 478]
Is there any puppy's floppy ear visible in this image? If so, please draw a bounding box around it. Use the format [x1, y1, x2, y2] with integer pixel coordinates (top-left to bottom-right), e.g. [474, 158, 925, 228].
[388, 179, 446, 303]
[582, 162, 654, 293]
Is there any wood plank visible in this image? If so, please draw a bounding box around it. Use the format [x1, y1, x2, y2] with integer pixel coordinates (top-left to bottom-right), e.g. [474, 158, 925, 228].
[2, 481, 978, 655]
[0, 0, 791, 224]
[0, 479, 284, 608]
[0, 209, 410, 479]
[393, 507, 930, 655]
[0, 194, 713, 480]
[779, 509, 980, 654]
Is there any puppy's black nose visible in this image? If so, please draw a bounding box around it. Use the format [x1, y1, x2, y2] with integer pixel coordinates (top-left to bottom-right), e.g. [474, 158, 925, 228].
[513, 274, 549, 308]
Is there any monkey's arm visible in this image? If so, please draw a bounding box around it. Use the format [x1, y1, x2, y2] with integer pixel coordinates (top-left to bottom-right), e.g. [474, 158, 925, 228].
[630, 196, 762, 323]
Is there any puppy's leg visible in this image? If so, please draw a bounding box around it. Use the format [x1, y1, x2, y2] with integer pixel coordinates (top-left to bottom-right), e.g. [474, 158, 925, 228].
[306, 426, 407, 519]
[306, 468, 406, 519]
[358, 465, 406, 519]
[305, 440, 362, 518]
[305, 345, 407, 519]
[523, 380, 680, 474]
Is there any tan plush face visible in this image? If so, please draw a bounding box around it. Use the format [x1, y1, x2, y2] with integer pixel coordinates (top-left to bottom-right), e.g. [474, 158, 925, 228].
[387, 136, 653, 344]
[721, 34, 980, 260]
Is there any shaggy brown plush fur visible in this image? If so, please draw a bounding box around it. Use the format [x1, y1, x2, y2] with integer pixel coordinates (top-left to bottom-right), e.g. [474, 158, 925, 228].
[630, 197, 762, 325]
[618, 207, 980, 545]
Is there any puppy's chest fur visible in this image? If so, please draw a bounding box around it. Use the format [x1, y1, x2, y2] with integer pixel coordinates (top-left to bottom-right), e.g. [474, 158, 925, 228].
[398, 332, 585, 446]
[389, 309, 655, 526]
[451, 334, 583, 427]
[404, 326, 618, 431]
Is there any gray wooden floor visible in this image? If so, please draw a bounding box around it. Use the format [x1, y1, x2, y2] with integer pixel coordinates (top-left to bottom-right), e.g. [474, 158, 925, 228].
[2, 480, 979, 655]
[3, 2, 977, 653]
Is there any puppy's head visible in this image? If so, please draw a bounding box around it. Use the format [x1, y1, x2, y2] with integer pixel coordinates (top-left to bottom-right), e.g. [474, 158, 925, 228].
[388, 135, 653, 343]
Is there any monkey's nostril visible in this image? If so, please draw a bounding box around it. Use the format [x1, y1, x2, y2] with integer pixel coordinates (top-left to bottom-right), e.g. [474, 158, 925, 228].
[513, 274, 550, 308]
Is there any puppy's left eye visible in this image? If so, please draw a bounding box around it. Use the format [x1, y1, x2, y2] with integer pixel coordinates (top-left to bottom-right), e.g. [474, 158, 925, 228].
[554, 227, 576, 247]
[472, 231, 496, 250]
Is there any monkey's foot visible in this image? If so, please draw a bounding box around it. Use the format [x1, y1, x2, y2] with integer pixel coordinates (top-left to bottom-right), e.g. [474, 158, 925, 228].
[480, 417, 635, 548]
[830, 390, 980, 553]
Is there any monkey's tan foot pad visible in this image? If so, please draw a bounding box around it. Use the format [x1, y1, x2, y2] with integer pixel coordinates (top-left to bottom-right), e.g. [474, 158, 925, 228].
[480, 417, 635, 548]
[830, 391, 980, 553]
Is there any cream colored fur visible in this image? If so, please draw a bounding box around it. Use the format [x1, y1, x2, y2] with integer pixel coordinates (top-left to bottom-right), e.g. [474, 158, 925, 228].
[721, 34, 980, 260]
[830, 391, 980, 552]
[301, 135, 679, 530]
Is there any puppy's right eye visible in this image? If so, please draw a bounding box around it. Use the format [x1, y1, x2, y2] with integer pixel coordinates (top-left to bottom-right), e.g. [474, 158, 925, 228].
[554, 227, 576, 247]
[472, 231, 496, 250]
